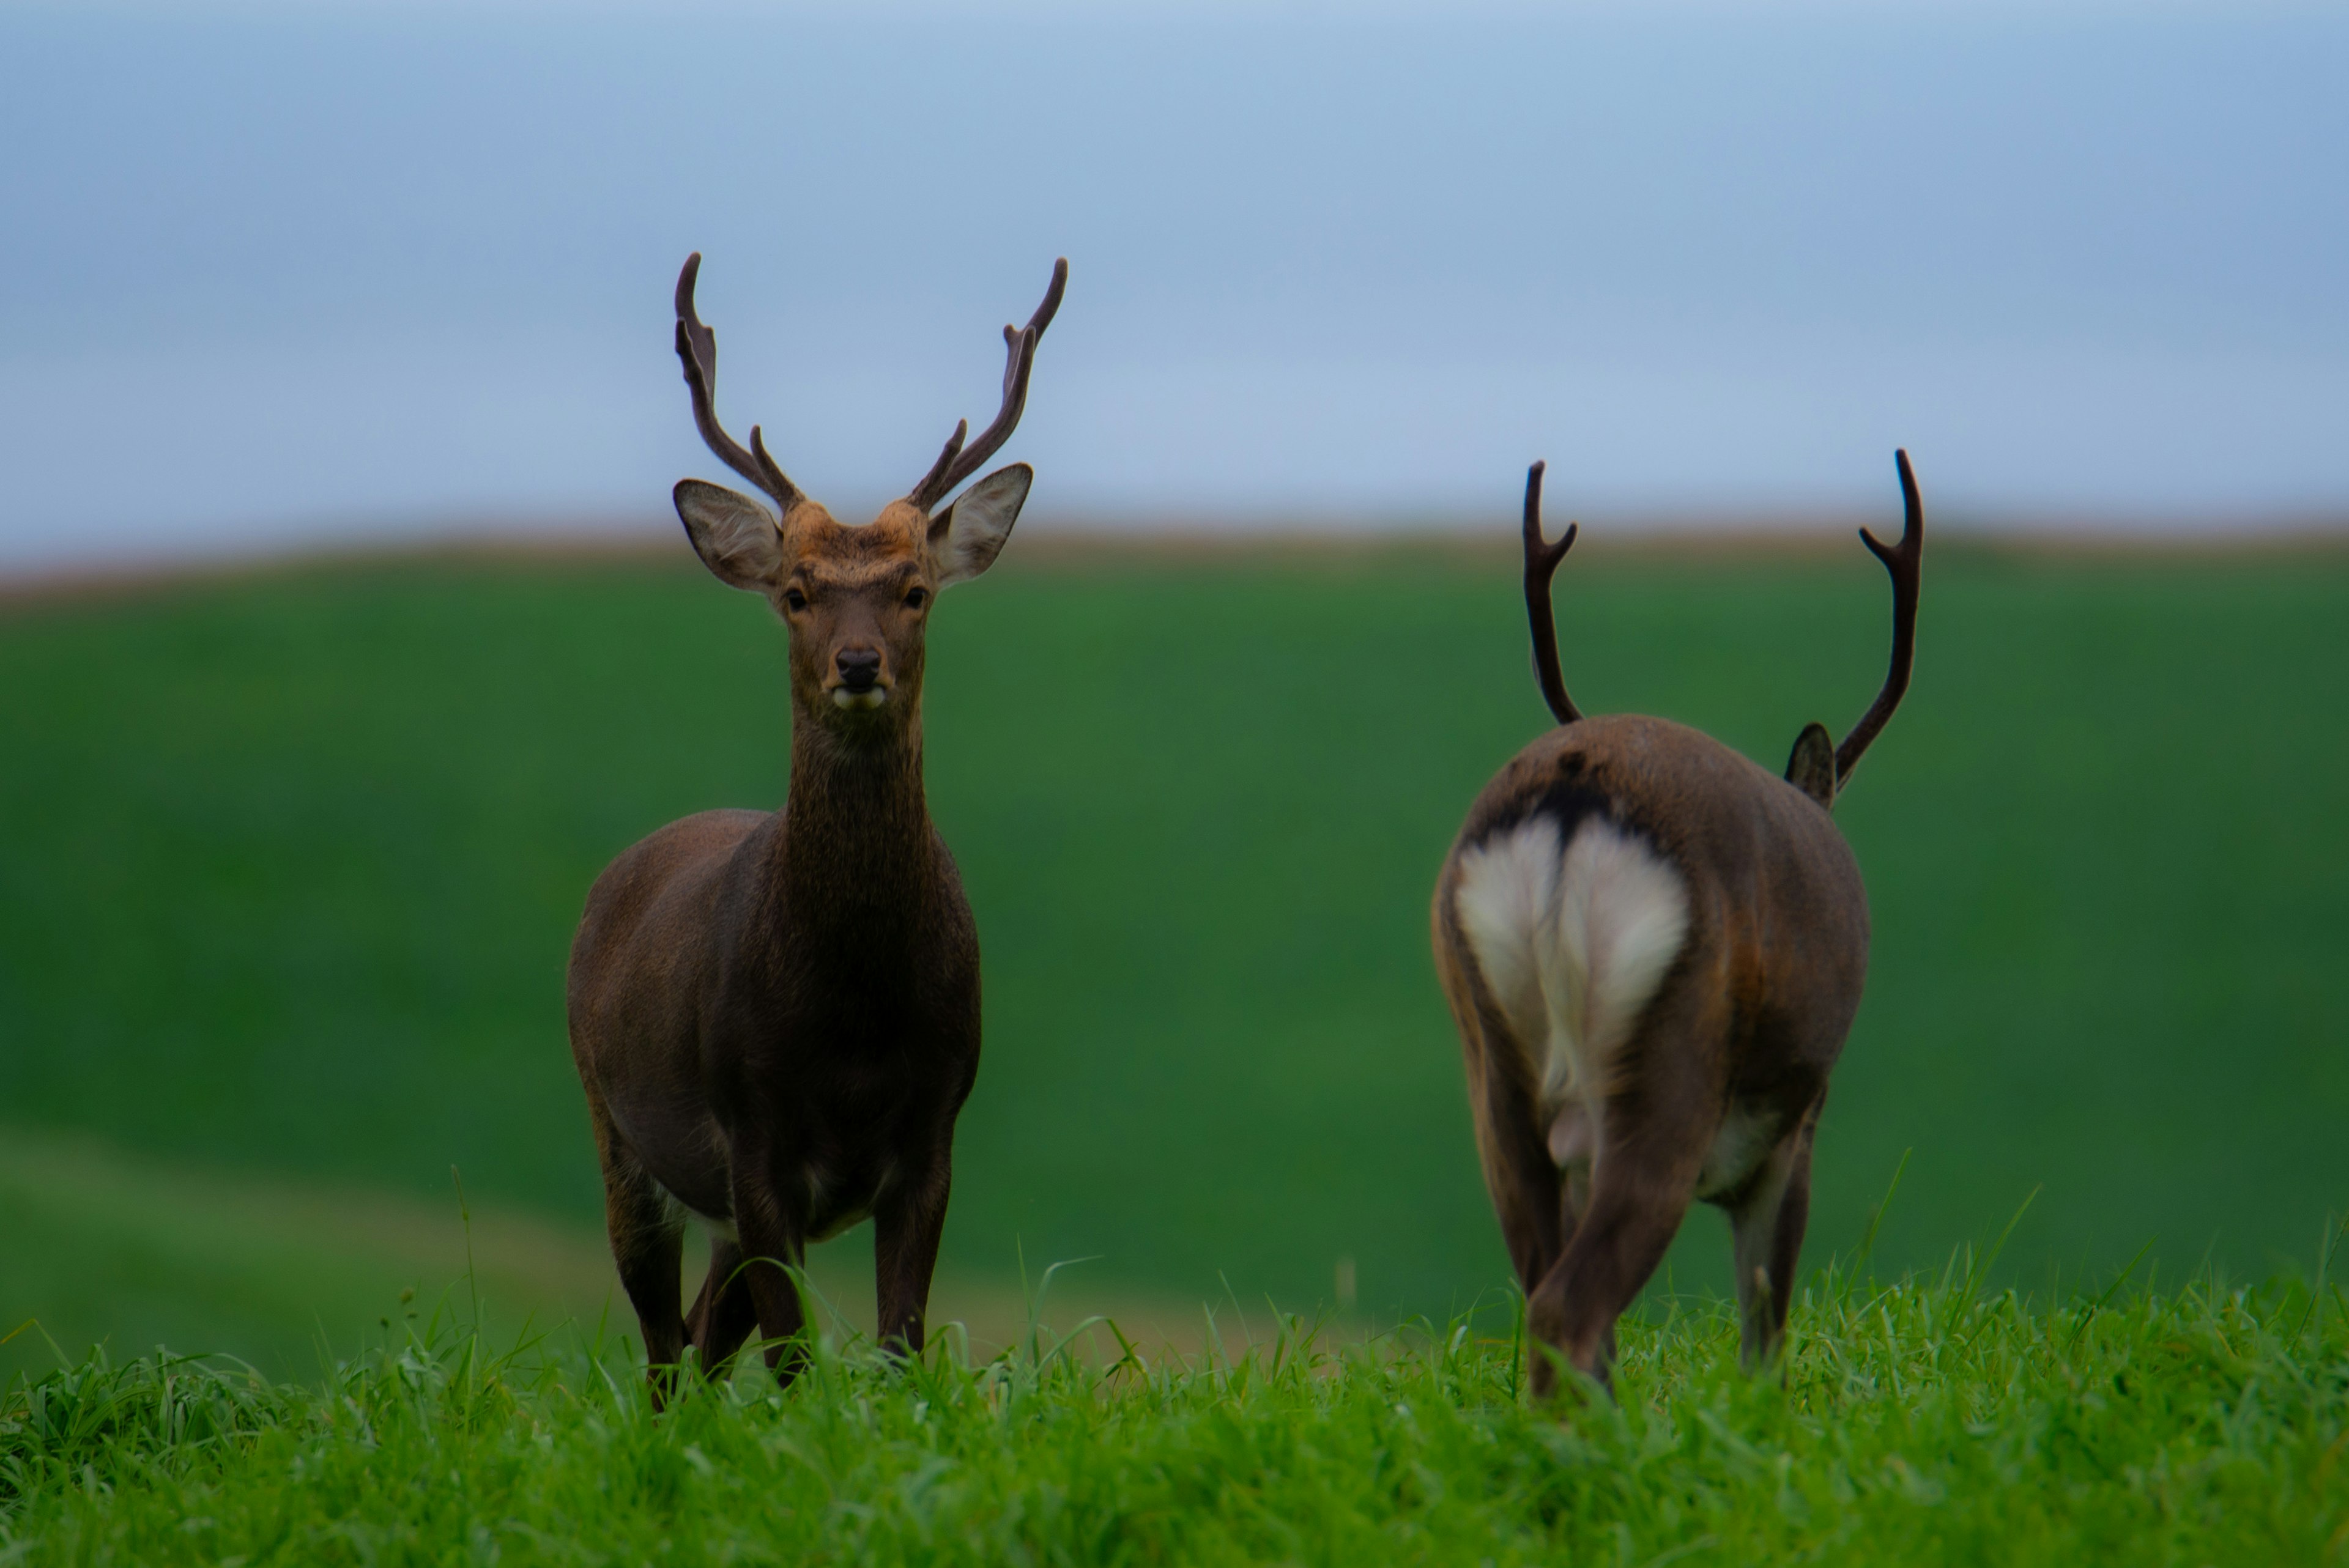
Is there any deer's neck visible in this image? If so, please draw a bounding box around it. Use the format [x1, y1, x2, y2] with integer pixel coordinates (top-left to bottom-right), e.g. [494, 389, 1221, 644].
[774, 709, 934, 936]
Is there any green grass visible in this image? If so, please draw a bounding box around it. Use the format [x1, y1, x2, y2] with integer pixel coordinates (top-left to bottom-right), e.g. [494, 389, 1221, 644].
[2, 544, 2345, 1368]
[5, 1264, 2346, 1565]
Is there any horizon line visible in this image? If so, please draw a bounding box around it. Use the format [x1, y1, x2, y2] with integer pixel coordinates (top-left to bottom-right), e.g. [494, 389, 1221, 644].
[8, 506, 2347, 606]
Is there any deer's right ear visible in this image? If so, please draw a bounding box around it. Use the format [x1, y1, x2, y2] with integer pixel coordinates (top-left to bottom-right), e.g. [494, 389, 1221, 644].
[1785, 722, 1838, 808]
[674, 479, 784, 591]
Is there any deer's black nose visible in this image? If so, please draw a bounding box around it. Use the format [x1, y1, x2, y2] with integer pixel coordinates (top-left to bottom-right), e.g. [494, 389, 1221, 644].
[836, 648, 882, 692]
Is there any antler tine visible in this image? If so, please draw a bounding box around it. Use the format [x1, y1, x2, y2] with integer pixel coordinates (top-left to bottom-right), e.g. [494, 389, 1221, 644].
[1522, 460, 1583, 726]
[910, 257, 1069, 512]
[674, 253, 800, 514]
[748, 426, 798, 509]
[908, 421, 968, 513]
[1833, 448, 1924, 782]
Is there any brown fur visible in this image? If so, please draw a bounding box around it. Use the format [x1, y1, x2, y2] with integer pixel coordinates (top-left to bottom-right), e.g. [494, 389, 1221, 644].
[1431, 456, 1922, 1399]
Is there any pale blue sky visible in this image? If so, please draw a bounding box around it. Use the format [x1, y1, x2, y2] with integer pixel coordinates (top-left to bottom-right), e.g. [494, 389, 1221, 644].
[1, 2, 2342, 568]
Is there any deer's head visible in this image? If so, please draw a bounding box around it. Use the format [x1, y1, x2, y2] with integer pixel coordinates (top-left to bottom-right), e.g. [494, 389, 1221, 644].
[667, 253, 1066, 737]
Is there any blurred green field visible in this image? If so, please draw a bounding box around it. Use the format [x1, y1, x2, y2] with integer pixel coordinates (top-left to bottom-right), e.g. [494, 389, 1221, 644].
[2, 539, 2343, 1375]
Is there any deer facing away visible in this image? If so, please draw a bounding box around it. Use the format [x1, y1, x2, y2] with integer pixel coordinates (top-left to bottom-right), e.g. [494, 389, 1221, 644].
[566, 253, 1066, 1401]
[1431, 454, 1923, 1397]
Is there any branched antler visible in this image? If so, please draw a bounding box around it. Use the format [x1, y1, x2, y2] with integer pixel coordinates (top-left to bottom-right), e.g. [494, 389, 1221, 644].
[908, 259, 1069, 512]
[1523, 460, 1583, 726]
[1834, 448, 1924, 782]
[674, 253, 800, 514]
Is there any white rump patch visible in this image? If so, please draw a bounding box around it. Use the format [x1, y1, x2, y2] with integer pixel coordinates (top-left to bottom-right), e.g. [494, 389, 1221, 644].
[1454, 815, 1691, 1133]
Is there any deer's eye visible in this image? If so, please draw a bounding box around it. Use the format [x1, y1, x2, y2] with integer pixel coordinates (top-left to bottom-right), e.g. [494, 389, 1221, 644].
[904, 588, 929, 611]
[783, 588, 808, 612]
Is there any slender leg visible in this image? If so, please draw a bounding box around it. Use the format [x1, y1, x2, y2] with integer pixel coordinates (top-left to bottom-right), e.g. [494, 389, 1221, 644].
[1729, 1103, 1819, 1373]
[684, 1243, 718, 1344]
[1560, 1159, 1594, 1259]
[874, 1152, 953, 1356]
[1456, 991, 1566, 1295]
[1523, 976, 1726, 1400]
[727, 1139, 810, 1382]
[1559, 1160, 1612, 1370]
[1526, 1122, 1705, 1398]
[687, 1237, 759, 1376]
[589, 1097, 686, 1406]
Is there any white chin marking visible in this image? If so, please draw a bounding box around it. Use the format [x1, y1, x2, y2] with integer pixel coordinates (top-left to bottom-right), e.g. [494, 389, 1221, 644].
[830, 688, 888, 710]
[1453, 813, 1691, 1128]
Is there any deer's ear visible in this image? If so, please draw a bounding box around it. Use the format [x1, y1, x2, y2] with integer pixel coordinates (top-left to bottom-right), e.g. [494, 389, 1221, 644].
[927, 464, 1030, 588]
[1785, 722, 1838, 808]
[674, 479, 784, 591]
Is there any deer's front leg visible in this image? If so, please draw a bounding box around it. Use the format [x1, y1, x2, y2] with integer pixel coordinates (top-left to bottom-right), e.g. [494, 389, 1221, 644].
[727, 1134, 810, 1380]
[1729, 1096, 1821, 1373]
[874, 1148, 952, 1356]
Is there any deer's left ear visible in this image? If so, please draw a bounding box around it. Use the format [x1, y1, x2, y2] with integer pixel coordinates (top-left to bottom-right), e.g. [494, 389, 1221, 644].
[1785, 721, 1838, 808]
[927, 464, 1030, 588]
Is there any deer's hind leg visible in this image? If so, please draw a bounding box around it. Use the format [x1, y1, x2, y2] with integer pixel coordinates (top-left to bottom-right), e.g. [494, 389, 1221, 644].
[1526, 983, 1727, 1399]
[725, 1130, 812, 1382]
[687, 1237, 760, 1377]
[588, 1094, 688, 1402]
[1436, 915, 1565, 1297]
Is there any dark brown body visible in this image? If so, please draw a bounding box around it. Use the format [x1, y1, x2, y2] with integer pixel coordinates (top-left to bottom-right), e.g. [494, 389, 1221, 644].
[568, 731, 979, 1377]
[1433, 454, 1921, 1396]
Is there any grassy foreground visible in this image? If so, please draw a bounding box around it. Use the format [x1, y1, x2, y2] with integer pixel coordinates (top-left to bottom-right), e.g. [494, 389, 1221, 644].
[6, 1267, 2347, 1566]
